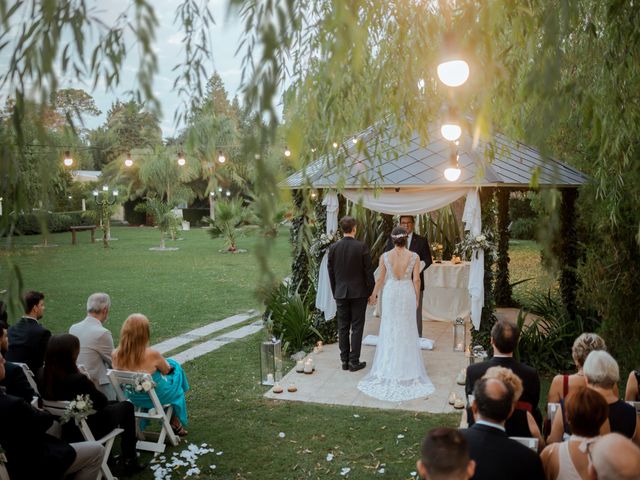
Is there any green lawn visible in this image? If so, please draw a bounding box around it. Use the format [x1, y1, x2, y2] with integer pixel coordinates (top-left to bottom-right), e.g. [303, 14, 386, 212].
[0, 229, 545, 479]
[507, 240, 557, 305]
[0, 226, 292, 343]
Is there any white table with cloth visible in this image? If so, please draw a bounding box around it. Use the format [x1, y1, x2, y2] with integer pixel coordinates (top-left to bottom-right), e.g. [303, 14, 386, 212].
[422, 261, 471, 322]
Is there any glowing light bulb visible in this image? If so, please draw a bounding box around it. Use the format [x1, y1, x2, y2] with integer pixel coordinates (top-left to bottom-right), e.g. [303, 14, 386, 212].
[177, 152, 186, 166]
[284, 146, 291, 157]
[437, 60, 470, 87]
[63, 151, 73, 167]
[444, 167, 462, 182]
[217, 150, 226, 164]
[441, 123, 462, 142]
[332, 142, 338, 149]
[124, 158, 133, 167]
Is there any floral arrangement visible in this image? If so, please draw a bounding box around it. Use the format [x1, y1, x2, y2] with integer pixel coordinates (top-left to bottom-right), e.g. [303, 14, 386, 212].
[455, 230, 497, 261]
[60, 394, 96, 426]
[431, 242, 444, 262]
[125, 373, 156, 394]
[310, 231, 340, 258]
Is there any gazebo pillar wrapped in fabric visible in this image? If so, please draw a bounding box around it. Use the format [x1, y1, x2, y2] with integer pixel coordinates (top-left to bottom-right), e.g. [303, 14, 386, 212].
[315, 192, 339, 320]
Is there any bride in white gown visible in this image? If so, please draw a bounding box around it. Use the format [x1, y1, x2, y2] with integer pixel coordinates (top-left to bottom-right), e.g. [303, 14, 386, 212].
[357, 227, 435, 402]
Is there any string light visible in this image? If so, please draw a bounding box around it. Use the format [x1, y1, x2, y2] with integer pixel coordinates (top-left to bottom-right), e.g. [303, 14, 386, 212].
[441, 123, 462, 142]
[124, 152, 133, 168]
[63, 151, 73, 167]
[437, 60, 470, 87]
[444, 150, 462, 182]
[284, 146, 291, 157]
[217, 150, 226, 164]
[352, 137, 358, 145]
[225, 190, 231, 197]
[332, 142, 338, 149]
[177, 151, 186, 166]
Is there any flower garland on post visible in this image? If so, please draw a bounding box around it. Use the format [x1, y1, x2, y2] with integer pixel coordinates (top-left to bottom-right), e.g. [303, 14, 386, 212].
[290, 190, 312, 295]
[494, 188, 515, 306]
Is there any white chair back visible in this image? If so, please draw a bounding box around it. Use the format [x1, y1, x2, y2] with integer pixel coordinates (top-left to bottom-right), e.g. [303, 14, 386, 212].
[547, 402, 561, 425]
[626, 401, 640, 414]
[509, 436, 539, 451]
[42, 399, 123, 480]
[12, 362, 39, 394]
[107, 369, 179, 454]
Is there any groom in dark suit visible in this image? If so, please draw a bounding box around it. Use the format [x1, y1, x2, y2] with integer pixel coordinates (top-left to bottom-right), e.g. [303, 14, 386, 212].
[328, 216, 375, 372]
[384, 215, 431, 337]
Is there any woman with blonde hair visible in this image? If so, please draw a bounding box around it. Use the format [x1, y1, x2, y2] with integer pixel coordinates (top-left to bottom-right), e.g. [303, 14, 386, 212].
[547, 333, 607, 404]
[112, 313, 190, 436]
[482, 366, 545, 450]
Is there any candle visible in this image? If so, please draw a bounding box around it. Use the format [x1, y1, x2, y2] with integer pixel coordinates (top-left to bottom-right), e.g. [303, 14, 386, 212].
[266, 373, 274, 384]
[295, 360, 304, 373]
[304, 359, 313, 374]
[448, 392, 457, 405]
[313, 346, 319, 354]
[317, 341, 324, 352]
[456, 343, 464, 351]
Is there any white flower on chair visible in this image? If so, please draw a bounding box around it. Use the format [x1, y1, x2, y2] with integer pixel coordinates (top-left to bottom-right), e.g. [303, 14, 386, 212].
[61, 394, 96, 426]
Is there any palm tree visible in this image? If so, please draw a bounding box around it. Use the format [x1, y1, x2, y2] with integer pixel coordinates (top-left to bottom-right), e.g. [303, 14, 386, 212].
[207, 198, 253, 251]
[135, 197, 179, 249]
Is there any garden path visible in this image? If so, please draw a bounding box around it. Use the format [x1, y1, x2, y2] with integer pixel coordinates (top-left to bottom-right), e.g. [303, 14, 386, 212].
[150, 310, 262, 364]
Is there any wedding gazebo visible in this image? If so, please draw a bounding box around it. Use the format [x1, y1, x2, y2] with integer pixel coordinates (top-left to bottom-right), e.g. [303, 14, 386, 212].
[282, 122, 589, 332]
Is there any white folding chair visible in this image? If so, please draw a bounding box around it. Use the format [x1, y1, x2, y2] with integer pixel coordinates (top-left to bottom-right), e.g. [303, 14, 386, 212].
[42, 400, 123, 480]
[12, 362, 39, 395]
[547, 402, 561, 426]
[107, 369, 179, 454]
[509, 436, 539, 451]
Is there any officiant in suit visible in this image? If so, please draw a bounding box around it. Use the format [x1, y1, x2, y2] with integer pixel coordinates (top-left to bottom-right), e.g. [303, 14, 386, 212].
[328, 216, 375, 372]
[384, 215, 431, 337]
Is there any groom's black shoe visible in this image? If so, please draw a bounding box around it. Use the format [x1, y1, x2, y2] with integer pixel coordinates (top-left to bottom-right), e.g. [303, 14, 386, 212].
[342, 362, 349, 371]
[348, 361, 366, 372]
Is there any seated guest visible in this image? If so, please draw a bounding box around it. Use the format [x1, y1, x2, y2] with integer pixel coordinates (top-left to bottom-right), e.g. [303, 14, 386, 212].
[0, 351, 104, 480]
[482, 366, 544, 450]
[461, 377, 544, 480]
[417, 427, 475, 480]
[6, 290, 51, 374]
[41, 334, 145, 476]
[69, 292, 116, 400]
[540, 387, 609, 479]
[584, 351, 639, 444]
[0, 321, 38, 402]
[112, 313, 190, 436]
[547, 333, 607, 404]
[588, 433, 640, 480]
[624, 369, 639, 401]
[465, 319, 542, 427]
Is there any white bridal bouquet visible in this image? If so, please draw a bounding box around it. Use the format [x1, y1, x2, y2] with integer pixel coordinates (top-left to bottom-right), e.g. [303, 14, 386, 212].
[61, 394, 96, 426]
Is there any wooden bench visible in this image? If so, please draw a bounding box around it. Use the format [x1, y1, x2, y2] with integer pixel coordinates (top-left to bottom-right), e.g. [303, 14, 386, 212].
[70, 225, 97, 245]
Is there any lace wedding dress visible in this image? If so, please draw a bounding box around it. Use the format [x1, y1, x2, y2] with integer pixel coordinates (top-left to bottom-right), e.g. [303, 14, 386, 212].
[357, 251, 435, 402]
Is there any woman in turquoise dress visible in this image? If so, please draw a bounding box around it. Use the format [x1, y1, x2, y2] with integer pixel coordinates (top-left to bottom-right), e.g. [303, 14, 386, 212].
[112, 313, 190, 436]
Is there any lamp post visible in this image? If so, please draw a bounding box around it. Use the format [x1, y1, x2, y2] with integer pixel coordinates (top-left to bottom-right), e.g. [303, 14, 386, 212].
[92, 185, 118, 248]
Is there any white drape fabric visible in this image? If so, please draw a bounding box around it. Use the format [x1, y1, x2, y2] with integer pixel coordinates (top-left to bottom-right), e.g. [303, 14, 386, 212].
[461, 189, 483, 330]
[323, 192, 339, 234]
[316, 191, 339, 321]
[342, 187, 469, 215]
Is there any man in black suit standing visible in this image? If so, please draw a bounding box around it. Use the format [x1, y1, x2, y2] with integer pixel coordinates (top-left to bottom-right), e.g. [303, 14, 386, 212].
[6, 290, 51, 374]
[461, 377, 544, 480]
[328, 216, 375, 372]
[465, 319, 542, 427]
[384, 215, 431, 337]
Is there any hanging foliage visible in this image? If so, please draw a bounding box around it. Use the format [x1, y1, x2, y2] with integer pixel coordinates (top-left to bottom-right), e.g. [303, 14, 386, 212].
[494, 188, 515, 307]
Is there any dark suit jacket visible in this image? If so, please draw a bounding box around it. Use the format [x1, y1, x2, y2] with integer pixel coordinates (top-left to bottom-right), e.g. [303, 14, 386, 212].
[0, 361, 38, 402]
[0, 390, 76, 480]
[461, 423, 544, 480]
[465, 356, 542, 426]
[6, 316, 51, 374]
[384, 233, 431, 291]
[328, 237, 375, 299]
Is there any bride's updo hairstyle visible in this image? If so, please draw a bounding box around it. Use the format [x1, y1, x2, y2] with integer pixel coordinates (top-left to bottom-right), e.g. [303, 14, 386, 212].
[391, 226, 408, 247]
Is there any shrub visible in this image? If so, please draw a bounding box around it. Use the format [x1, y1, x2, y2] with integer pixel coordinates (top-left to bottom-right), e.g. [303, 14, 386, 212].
[264, 282, 321, 353]
[511, 218, 537, 240]
[11, 211, 82, 235]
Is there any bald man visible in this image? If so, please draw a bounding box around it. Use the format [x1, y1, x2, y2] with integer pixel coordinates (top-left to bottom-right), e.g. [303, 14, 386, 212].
[588, 433, 640, 480]
[461, 377, 544, 480]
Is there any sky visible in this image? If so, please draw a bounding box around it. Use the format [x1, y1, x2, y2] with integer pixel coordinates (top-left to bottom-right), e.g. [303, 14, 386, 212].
[1, 0, 247, 137]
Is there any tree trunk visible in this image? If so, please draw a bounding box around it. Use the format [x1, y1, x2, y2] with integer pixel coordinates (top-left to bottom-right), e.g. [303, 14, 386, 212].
[559, 189, 578, 320]
[160, 232, 165, 249]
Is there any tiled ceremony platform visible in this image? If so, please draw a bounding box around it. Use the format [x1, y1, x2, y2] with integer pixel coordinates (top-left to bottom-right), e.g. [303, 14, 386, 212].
[264, 307, 470, 414]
